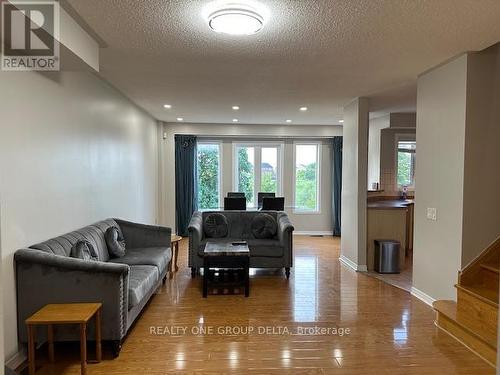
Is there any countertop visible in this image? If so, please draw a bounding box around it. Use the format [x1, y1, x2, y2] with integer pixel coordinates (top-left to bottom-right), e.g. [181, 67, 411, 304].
[367, 199, 414, 210]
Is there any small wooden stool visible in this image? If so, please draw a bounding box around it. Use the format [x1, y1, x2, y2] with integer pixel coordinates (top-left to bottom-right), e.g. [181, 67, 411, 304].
[25, 303, 102, 375]
[169, 235, 182, 278]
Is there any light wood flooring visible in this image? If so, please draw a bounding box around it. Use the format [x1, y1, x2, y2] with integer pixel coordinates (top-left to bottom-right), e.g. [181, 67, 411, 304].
[28, 236, 494, 374]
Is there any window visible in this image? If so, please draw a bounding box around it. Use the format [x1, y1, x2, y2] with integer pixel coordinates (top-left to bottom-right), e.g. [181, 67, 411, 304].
[294, 143, 320, 212]
[397, 140, 416, 187]
[234, 143, 282, 207]
[197, 143, 221, 210]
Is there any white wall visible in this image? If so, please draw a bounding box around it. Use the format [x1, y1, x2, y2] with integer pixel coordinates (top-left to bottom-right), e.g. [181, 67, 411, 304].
[367, 115, 389, 189]
[0, 70, 159, 360]
[414, 45, 500, 301]
[158, 123, 342, 233]
[461, 44, 500, 265]
[340, 98, 369, 269]
[413, 55, 468, 300]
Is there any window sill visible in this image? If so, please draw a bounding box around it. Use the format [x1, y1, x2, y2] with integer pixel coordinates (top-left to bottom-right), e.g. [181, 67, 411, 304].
[292, 210, 321, 215]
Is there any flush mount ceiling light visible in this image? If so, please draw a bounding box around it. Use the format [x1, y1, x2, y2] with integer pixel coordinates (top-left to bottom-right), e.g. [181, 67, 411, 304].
[232, 105, 240, 110]
[232, 118, 239, 122]
[177, 117, 184, 122]
[286, 119, 292, 123]
[300, 107, 308, 111]
[163, 104, 172, 109]
[207, 3, 265, 35]
[339, 120, 344, 123]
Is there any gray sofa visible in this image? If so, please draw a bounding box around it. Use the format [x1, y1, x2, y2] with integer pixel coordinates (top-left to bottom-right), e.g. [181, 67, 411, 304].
[14, 218, 171, 356]
[188, 210, 294, 278]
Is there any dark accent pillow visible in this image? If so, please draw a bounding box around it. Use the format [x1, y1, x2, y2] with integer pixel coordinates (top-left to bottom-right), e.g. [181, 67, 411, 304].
[70, 240, 98, 261]
[105, 226, 126, 258]
[251, 213, 277, 239]
[204, 213, 229, 238]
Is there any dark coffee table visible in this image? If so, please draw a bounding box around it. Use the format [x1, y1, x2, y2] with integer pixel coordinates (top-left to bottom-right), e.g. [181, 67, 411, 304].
[203, 241, 250, 298]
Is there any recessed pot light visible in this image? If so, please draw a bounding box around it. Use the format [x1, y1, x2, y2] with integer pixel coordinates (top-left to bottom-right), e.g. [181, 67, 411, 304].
[232, 106, 240, 110]
[286, 119, 292, 123]
[339, 120, 344, 123]
[207, 3, 265, 35]
[232, 118, 239, 122]
[300, 107, 308, 111]
[163, 104, 172, 109]
[177, 117, 184, 121]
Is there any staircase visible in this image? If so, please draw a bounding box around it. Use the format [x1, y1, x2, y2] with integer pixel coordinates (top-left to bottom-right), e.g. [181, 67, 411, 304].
[433, 237, 500, 367]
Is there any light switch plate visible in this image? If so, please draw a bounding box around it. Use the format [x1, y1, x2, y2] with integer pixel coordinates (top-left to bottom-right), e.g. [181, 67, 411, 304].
[427, 207, 437, 221]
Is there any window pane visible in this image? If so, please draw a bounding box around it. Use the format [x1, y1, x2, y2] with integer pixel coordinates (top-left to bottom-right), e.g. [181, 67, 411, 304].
[397, 141, 416, 186]
[261, 147, 278, 193]
[295, 144, 318, 211]
[237, 147, 255, 206]
[197, 144, 220, 210]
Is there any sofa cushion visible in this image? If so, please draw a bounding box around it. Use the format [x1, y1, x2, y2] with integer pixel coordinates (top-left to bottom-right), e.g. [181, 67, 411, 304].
[128, 265, 159, 309]
[204, 213, 228, 238]
[105, 227, 126, 258]
[247, 239, 283, 257]
[70, 240, 98, 261]
[110, 247, 171, 274]
[251, 213, 277, 239]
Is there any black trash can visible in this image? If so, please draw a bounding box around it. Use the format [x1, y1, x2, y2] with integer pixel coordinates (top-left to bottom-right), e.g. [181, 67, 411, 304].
[374, 240, 400, 274]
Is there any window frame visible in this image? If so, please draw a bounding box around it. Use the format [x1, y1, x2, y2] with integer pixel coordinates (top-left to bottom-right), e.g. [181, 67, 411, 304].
[196, 140, 223, 211]
[394, 134, 416, 190]
[232, 141, 284, 207]
[293, 141, 321, 214]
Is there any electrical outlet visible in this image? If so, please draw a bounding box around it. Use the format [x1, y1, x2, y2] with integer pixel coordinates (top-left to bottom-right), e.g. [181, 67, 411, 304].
[427, 208, 437, 221]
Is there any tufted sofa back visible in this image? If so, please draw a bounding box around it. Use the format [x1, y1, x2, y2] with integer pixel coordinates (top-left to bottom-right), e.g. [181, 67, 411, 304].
[201, 211, 280, 240]
[29, 219, 121, 262]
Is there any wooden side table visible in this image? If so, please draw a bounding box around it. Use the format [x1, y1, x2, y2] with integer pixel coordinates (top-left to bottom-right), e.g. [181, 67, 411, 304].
[25, 303, 102, 375]
[169, 235, 182, 278]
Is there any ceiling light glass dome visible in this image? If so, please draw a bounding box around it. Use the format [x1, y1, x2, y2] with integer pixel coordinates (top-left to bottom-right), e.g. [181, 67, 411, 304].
[207, 4, 265, 35]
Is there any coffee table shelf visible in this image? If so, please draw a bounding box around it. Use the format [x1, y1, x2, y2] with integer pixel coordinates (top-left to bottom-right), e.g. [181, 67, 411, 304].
[203, 241, 250, 297]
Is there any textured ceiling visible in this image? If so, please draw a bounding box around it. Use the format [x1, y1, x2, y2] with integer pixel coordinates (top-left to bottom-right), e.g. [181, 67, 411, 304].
[66, 0, 500, 125]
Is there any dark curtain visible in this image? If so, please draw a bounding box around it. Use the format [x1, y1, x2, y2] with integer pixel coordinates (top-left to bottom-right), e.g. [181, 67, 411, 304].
[332, 136, 343, 236]
[175, 135, 197, 236]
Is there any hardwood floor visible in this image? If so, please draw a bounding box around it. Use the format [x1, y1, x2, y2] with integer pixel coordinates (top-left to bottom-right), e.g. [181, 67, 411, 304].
[29, 236, 494, 374]
[366, 254, 413, 292]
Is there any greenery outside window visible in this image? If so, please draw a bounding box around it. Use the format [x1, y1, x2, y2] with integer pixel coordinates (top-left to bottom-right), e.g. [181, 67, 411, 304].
[197, 142, 221, 210]
[294, 143, 320, 212]
[234, 143, 282, 207]
[397, 140, 416, 187]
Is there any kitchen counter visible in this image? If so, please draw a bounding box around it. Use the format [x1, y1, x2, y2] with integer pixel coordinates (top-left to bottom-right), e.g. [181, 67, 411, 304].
[367, 199, 414, 210]
[366, 199, 414, 271]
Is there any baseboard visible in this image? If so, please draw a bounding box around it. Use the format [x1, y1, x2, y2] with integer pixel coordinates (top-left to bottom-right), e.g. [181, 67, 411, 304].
[293, 231, 333, 236]
[339, 255, 367, 272]
[5, 349, 27, 372]
[411, 286, 436, 307]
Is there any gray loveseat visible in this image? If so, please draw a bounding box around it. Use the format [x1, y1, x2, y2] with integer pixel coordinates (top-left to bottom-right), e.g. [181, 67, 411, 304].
[188, 210, 294, 278]
[14, 218, 171, 356]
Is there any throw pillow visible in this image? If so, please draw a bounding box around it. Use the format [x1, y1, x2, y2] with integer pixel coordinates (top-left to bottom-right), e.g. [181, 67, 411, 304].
[70, 240, 98, 261]
[251, 213, 277, 239]
[204, 213, 229, 238]
[105, 226, 126, 258]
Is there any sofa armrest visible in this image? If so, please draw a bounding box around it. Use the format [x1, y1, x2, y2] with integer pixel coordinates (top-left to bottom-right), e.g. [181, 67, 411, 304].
[15, 248, 130, 274]
[188, 212, 203, 265]
[277, 213, 294, 267]
[115, 219, 172, 249]
[15, 249, 129, 343]
[277, 214, 294, 243]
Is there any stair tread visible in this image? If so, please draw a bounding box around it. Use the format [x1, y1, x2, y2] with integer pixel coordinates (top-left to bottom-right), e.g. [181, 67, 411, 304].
[433, 300, 497, 348]
[481, 262, 499, 274]
[456, 284, 499, 306]
[433, 300, 458, 318]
